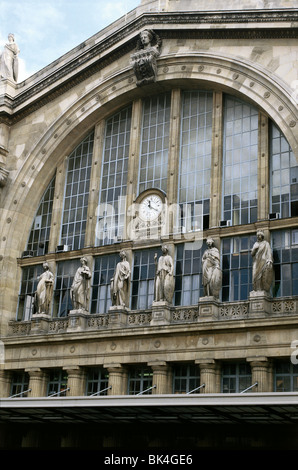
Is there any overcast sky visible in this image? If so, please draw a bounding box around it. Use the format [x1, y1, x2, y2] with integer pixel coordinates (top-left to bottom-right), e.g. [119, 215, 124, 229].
[0, 0, 140, 81]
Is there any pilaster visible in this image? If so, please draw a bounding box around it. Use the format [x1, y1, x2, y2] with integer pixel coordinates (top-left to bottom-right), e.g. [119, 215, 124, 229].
[258, 112, 269, 221]
[210, 91, 223, 228]
[85, 120, 105, 247]
[48, 158, 68, 253]
[125, 98, 143, 238]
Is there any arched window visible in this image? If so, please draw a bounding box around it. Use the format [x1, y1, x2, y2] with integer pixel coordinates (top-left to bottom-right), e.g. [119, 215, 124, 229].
[270, 122, 298, 219]
[222, 96, 258, 226]
[138, 93, 171, 194]
[24, 175, 56, 257]
[96, 106, 132, 246]
[17, 88, 298, 321]
[178, 91, 212, 231]
[60, 131, 94, 251]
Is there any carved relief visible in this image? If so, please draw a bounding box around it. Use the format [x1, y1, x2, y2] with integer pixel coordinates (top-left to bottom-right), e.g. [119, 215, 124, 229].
[131, 29, 162, 86]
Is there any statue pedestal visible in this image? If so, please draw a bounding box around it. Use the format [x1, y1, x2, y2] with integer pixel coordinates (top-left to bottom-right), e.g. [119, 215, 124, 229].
[31, 313, 50, 334]
[248, 291, 271, 317]
[67, 309, 89, 331]
[108, 306, 130, 328]
[150, 301, 172, 326]
[198, 297, 219, 321]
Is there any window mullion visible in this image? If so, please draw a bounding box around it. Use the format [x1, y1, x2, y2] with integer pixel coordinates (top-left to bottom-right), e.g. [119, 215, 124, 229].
[210, 91, 223, 228]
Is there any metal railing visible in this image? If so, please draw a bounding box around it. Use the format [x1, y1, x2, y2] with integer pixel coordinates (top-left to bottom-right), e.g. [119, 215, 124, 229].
[240, 382, 258, 393]
[9, 389, 32, 398]
[187, 384, 205, 394]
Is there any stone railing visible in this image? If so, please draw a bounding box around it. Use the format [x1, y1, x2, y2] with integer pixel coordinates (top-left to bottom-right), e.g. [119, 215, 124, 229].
[6, 296, 298, 336]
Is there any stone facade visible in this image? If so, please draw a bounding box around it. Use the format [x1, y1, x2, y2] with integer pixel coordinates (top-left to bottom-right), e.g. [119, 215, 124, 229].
[0, 0, 298, 449]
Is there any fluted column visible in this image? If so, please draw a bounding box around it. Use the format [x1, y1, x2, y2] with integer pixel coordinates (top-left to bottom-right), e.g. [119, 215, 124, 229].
[64, 366, 86, 396]
[197, 360, 220, 393]
[247, 358, 271, 392]
[149, 362, 171, 394]
[26, 368, 48, 397]
[107, 365, 127, 395]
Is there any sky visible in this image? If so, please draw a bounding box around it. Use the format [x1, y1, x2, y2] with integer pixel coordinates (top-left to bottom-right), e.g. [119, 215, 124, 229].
[0, 0, 141, 81]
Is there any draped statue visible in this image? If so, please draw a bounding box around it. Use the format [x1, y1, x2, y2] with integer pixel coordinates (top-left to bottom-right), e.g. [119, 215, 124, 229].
[70, 257, 92, 311]
[202, 238, 222, 299]
[251, 230, 274, 294]
[0, 34, 19, 82]
[34, 262, 54, 315]
[154, 245, 175, 303]
[110, 251, 131, 308]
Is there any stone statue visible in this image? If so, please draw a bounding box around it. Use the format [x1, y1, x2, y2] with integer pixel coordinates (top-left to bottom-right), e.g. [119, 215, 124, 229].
[70, 257, 92, 311]
[202, 238, 222, 299]
[131, 29, 162, 86]
[0, 34, 20, 82]
[110, 251, 131, 308]
[251, 230, 274, 294]
[34, 262, 54, 315]
[154, 245, 175, 303]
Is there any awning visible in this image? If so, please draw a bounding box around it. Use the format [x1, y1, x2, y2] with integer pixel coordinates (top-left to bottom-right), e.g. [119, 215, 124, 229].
[1, 393, 298, 424]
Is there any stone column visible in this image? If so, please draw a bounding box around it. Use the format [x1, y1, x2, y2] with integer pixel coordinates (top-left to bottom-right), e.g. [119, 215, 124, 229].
[64, 366, 86, 396]
[0, 369, 12, 397]
[247, 358, 271, 392]
[26, 368, 48, 397]
[148, 362, 171, 394]
[167, 89, 181, 235]
[125, 98, 143, 240]
[48, 158, 68, 252]
[107, 364, 127, 395]
[85, 120, 105, 247]
[210, 91, 223, 228]
[197, 360, 219, 393]
[258, 112, 269, 221]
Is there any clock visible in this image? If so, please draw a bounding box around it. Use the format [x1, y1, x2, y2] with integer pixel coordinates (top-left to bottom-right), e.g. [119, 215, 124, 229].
[139, 193, 163, 221]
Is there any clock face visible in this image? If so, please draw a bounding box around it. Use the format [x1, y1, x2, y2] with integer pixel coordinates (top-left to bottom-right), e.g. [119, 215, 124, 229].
[139, 194, 163, 221]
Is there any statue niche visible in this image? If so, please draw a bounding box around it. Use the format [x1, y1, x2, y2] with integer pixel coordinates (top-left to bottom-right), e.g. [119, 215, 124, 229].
[131, 29, 162, 86]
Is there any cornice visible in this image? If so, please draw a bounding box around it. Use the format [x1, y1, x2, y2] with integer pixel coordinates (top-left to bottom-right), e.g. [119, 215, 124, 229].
[0, 9, 297, 124]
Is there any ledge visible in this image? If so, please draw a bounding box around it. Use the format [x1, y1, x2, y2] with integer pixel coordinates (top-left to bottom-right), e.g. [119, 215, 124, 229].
[6, 297, 298, 338]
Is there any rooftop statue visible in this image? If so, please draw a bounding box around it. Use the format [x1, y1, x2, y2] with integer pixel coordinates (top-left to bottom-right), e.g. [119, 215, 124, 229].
[0, 33, 19, 82]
